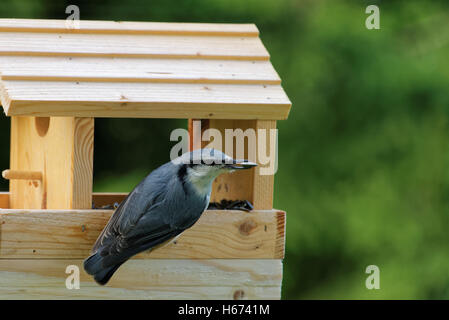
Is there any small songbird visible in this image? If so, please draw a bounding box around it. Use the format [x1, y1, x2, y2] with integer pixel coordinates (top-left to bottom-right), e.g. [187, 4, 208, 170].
[84, 148, 257, 285]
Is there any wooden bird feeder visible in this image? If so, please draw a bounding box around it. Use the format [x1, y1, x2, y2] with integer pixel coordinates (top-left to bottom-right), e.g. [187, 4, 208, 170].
[0, 19, 291, 299]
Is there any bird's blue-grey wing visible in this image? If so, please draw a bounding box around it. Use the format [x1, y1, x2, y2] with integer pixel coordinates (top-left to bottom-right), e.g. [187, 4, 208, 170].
[92, 163, 174, 252]
[92, 162, 204, 257]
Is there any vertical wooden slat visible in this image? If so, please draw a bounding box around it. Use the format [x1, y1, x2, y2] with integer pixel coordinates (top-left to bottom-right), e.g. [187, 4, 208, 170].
[9, 116, 45, 209]
[8, 116, 93, 209]
[72, 118, 94, 208]
[252, 120, 276, 210]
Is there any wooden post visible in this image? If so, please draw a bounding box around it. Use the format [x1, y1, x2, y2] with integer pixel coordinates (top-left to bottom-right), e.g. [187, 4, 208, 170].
[9, 116, 94, 209]
[189, 119, 276, 210]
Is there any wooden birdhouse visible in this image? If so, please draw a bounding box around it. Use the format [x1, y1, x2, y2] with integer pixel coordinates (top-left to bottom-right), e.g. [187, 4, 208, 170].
[0, 19, 291, 299]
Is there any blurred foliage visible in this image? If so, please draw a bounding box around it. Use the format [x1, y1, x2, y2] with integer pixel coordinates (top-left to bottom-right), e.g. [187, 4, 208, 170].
[1, 0, 448, 299]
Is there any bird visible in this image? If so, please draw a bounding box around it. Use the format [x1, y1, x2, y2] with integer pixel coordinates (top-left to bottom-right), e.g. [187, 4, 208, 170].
[84, 148, 257, 285]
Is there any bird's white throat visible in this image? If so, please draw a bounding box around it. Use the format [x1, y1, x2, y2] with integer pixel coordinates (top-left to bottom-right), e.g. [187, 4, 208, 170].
[186, 166, 224, 196]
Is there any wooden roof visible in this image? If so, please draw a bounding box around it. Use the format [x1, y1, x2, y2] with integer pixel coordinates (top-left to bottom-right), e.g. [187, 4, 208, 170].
[0, 19, 291, 119]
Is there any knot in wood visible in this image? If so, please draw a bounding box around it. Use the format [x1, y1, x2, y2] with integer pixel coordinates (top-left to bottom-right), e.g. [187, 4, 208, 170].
[239, 218, 257, 236]
[233, 290, 245, 300]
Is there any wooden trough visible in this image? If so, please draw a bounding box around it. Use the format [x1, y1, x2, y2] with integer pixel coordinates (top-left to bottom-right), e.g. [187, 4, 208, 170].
[0, 19, 291, 299]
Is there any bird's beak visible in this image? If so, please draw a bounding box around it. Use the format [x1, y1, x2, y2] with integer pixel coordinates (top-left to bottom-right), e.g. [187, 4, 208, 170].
[228, 159, 258, 170]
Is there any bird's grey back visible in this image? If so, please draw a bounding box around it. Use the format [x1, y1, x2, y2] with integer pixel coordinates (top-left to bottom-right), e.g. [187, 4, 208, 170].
[92, 161, 209, 254]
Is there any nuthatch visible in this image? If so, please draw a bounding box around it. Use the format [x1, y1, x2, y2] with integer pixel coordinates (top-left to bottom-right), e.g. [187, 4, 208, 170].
[84, 148, 257, 285]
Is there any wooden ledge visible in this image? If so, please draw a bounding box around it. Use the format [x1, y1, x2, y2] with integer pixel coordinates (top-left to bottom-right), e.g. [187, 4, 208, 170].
[0, 207, 285, 259]
[0, 259, 282, 299]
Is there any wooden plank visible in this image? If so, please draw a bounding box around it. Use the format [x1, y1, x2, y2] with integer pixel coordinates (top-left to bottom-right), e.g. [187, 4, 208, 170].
[1, 81, 291, 119]
[0, 209, 285, 259]
[0, 19, 259, 36]
[0, 32, 269, 60]
[0, 259, 282, 299]
[191, 120, 277, 209]
[9, 117, 94, 209]
[0, 56, 280, 84]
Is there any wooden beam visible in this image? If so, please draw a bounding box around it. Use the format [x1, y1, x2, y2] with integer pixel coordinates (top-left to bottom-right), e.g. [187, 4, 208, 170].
[2, 81, 290, 120]
[0, 208, 285, 259]
[9, 116, 94, 209]
[0, 259, 282, 299]
[72, 118, 94, 208]
[252, 120, 277, 210]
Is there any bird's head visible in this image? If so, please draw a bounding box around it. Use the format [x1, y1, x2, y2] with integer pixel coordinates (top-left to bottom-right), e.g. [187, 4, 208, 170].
[173, 148, 257, 195]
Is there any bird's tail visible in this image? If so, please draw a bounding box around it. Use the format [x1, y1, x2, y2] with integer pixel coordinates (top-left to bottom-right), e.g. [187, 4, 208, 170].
[83, 251, 124, 285]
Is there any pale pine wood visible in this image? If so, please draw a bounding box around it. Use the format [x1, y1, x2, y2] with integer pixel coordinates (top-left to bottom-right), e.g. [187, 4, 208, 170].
[72, 118, 94, 209]
[9, 117, 94, 209]
[2, 169, 42, 180]
[190, 120, 276, 209]
[0, 32, 269, 60]
[0, 19, 259, 36]
[9, 117, 45, 209]
[0, 208, 285, 259]
[0, 19, 292, 120]
[0, 56, 280, 84]
[0, 192, 8, 208]
[252, 120, 277, 210]
[2, 81, 290, 119]
[0, 259, 282, 300]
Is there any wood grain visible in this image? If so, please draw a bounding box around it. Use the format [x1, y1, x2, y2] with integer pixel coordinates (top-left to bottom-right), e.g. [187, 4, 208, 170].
[2, 81, 290, 119]
[9, 117, 94, 209]
[0, 19, 259, 36]
[0, 259, 282, 299]
[0, 19, 291, 120]
[72, 118, 94, 209]
[9, 116, 45, 209]
[0, 32, 269, 60]
[252, 120, 277, 210]
[0, 56, 280, 84]
[0, 208, 285, 259]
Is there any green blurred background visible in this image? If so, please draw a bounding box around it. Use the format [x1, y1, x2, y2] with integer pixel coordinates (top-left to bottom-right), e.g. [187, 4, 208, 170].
[1, 0, 448, 299]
